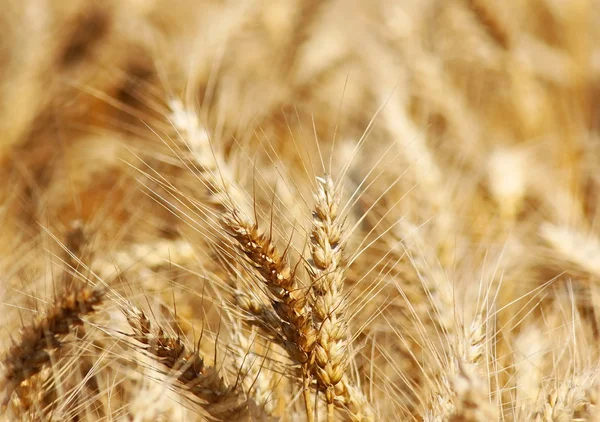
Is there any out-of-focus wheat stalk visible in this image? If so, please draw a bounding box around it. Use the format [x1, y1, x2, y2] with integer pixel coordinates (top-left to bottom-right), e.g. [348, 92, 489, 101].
[0, 285, 104, 410]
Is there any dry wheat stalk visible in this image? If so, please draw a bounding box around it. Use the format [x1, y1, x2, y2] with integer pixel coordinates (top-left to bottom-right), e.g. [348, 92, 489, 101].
[306, 175, 350, 419]
[426, 311, 496, 422]
[428, 364, 498, 422]
[169, 98, 290, 419]
[170, 97, 316, 418]
[332, 377, 374, 422]
[169, 98, 247, 214]
[125, 306, 273, 422]
[222, 208, 317, 363]
[0, 285, 105, 410]
[235, 269, 373, 421]
[223, 206, 318, 419]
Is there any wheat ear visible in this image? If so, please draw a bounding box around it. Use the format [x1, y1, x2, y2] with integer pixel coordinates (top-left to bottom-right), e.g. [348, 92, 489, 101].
[0, 285, 104, 409]
[223, 207, 318, 420]
[426, 313, 497, 422]
[169, 98, 247, 213]
[170, 99, 283, 418]
[126, 307, 273, 421]
[307, 176, 373, 422]
[306, 175, 349, 418]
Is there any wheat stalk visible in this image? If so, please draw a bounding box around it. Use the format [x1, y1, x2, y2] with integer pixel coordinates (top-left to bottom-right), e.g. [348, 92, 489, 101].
[0, 285, 105, 410]
[125, 306, 273, 421]
[306, 175, 366, 421]
[223, 206, 318, 420]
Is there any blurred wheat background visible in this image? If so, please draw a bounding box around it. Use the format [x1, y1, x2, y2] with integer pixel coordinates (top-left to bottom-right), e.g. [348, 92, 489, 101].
[1, 0, 600, 421]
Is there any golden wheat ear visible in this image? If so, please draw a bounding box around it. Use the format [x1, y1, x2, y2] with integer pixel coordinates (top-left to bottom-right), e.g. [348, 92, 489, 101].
[124, 305, 275, 422]
[223, 206, 319, 419]
[307, 175, 349, 396]
[306, 175, 373, 422]
[0, 285, 104, 410]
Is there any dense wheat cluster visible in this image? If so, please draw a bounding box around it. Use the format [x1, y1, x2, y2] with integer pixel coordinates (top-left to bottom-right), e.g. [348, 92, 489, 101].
[1, 1, 600, 421]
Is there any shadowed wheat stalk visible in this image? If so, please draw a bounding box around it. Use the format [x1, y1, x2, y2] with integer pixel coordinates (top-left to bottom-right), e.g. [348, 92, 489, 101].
[0, 285, 104, 412]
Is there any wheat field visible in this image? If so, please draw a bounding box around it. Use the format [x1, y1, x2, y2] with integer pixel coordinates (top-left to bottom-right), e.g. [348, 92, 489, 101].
[1, 1, 600, 421]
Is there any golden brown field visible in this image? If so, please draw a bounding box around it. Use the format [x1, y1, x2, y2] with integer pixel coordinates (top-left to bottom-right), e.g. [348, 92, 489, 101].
[1, 1, 600, 420]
